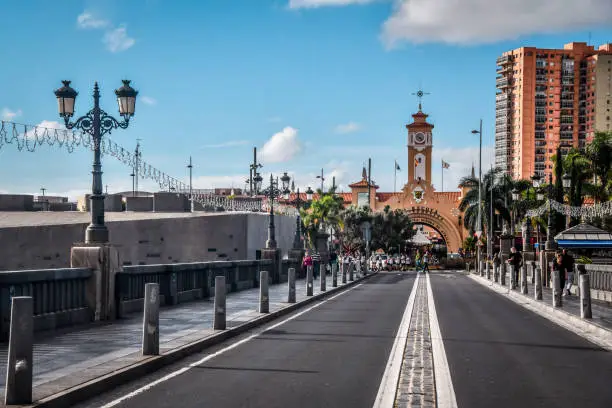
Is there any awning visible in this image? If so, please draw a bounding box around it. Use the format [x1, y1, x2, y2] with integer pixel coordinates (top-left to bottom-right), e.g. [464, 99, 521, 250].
[554, 223, 612, 249]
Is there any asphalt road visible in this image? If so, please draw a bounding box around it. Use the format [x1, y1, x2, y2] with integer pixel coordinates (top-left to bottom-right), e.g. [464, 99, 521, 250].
[431, 272, 612, 408]
[79, 272, 416, 408]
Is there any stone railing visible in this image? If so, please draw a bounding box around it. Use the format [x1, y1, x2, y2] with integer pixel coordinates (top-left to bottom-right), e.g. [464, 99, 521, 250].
[0, 267, 93, 340]
[0, 257, 301, 341]
[583, 264, 612, 302]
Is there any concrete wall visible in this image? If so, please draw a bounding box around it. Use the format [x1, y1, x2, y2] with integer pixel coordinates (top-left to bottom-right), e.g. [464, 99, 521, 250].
[153, 192, 190, 212]
[125, 196, 154, 212]
[0, 194, 34, 211]
[0, 213, 297, 271]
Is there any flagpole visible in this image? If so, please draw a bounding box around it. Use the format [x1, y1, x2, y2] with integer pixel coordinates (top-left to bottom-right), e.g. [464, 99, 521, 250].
[441, 159, 444, 192]
[394, 160, 397, 194]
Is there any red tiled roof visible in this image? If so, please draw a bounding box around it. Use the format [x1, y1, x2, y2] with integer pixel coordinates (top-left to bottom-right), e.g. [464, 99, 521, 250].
[348, 178, 379, 188]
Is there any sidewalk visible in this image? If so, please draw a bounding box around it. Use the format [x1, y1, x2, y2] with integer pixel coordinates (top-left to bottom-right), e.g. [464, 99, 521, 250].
[0, 272, 360, 403]
[469, 271, 612, 350]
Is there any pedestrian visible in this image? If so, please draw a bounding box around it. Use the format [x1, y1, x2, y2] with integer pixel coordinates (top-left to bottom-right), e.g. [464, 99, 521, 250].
[415, 250, 422, 272]
[553, 251, 566, 293]
[508, 247, 523, 284]
[422, 250, 430, 273]
[311, 251, 321, 279]
[562, 249, 575, 296]
[302, 251, 313, 279]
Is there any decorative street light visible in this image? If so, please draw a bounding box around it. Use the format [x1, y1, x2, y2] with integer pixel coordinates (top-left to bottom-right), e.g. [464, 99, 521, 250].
[280, 172, 291, 199]
[54, 80, 138, 243]
[306, 186, 314, 201]
[545, 173, 557, 250]
[361, 220, 372, 261]
[285, 186, 304, 250]
[471, 120, 483, 270]
[253, 172, 263, 195]
[261, 173, 289, 248]
[316, 168, 325, 192]
[562, 172, 571, 189]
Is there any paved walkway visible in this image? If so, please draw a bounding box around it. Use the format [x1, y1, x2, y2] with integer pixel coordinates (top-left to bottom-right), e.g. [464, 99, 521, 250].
[482, 271, 612, 331]
[0, 272, 359, 400]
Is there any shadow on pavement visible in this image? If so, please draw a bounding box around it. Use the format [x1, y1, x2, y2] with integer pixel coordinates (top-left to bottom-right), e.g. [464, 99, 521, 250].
[192, 366, 319, 374]
[362, 272, 416, 285]
[442, 337, 606, 352]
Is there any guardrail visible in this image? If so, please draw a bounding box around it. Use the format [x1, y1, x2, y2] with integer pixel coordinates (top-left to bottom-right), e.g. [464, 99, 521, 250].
[0, 257, 302, 340]
[0, 267, 93, 340]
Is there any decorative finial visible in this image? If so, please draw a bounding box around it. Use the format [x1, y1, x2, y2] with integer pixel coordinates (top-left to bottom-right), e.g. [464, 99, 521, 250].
[412, 89, 430, 112]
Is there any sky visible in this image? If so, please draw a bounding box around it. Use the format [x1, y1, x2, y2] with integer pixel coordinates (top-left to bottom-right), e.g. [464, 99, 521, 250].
[0, 0, 611, 200]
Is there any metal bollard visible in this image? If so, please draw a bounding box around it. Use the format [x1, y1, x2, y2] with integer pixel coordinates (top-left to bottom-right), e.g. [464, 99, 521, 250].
[259, 271, 269, 313]
[320, 264, 327, 291]
[485, 262, 491, 280]
[534, 266, 543, 300]
[493, 264, 499, 283]
[342, 263, 347, 284]
[349, 263, 354, 281]
[479, 260, 484, 277]
[530, 261, 536, 284]
[4, 297, 33, 406]
[580, 274, 592, 319]
[213, 276, 226, 330]
[508, 265, 515, 289]
[306, 265, 314, 296]
[520, 266, 528, 295]
[332, 263, 338, 287]
[142, 283, 160, 356]
[552, 269, 562, 308]
[288, 268, 296, 303]
[500, 263, 506, 286]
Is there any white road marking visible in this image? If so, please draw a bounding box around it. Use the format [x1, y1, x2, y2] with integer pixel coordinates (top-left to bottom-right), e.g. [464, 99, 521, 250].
[100, 283, 364, 408]
[372, 273, 420, 408]
[426, 272, 458, 408]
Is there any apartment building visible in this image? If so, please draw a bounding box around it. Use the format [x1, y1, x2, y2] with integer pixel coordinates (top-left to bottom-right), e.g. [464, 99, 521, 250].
[495, 42, 612, 180]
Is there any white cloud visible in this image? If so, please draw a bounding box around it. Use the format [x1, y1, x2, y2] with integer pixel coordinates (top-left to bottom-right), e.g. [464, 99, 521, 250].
[382, 0, 612, 47]
[103, 26, 136, 52]
[140, 96, 157, 106]
[334, 122, 361, 134]
[260, 127, 302, 163]
[23, 120, 66, 140]
[202, 140, 249, 148]
[77, 12, 109, 29]
[289, 0, 377, 8]
[1, 108, 22, 121]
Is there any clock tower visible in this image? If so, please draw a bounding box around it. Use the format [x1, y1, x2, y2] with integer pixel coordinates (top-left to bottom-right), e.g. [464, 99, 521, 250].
[407, 99, 434, 185]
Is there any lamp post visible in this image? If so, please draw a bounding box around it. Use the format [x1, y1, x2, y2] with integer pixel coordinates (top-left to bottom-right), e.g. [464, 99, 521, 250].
[545, 173, 557, 250]
[187, 156, 194, 212]
[253, 172, 263, 197]
[361, 221, 372, 263]
[285, 186, 304, 250]
[54, 80, 137, 244]
[316, 168, 325, 192]
[306, 186, 314, 201]
[562, 170, 572, 229]
[249, 147, 263, 196]
[261, 173, 290, 248]
[471, 120, 483, 268]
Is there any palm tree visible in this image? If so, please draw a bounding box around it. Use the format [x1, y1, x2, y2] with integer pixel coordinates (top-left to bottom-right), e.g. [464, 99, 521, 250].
[459, 167, 510, 239]
[300, 187, 345, 249]
[585, 131, 612, 202]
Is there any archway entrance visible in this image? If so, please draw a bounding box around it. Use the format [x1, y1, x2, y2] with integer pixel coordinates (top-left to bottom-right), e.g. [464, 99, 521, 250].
[406, 207, 463, 254]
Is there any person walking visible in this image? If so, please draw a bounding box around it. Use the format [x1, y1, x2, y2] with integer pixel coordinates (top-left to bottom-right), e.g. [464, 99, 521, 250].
[311, 251, 321, 279]
[422, 250, 430, 273]
[415, 250, 422, 272]
[553, 252, 565, 293]
[508, 247, 523, 284]
[562, 249, 575, 296]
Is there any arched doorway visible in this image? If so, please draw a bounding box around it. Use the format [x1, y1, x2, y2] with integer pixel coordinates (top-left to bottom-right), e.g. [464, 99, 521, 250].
[406, 207, 463, 254]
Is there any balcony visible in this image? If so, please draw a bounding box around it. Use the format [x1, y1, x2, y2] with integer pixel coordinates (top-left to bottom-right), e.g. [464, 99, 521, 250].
[496, 76, 509, 88]
[535, 116, 547, 124]
[535, 132, 545, 139]
[535, 101, 547, 107]
[560, 131, 574, 140]
[536, 75, 547, 83]
[496, 55, 511, 65]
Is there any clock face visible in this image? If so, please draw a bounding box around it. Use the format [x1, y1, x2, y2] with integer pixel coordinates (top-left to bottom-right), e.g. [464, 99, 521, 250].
[414, 132, 426, 144]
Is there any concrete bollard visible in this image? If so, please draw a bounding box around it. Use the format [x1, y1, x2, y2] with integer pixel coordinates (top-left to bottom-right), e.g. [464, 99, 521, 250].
[552, 269, 562, 308]
[493, 264, 499, 283]
[479, 260, 484, 277]
[4, 297, 33, 406]
[342, 263, 347, 284]
[349, 263, 354, 281]
[306, 265, 314, 296]
[500, 263, 506, 286]
[259, 271, 269, 313]
[213, 276, 226, 330]
[580, 274, 592, 319]
[142, 283, 160, 356]
[520, 266, 528, 295]
[508, 265, 514, 289]
[288, 268, 296, 303]
[320, 264, 327, 291]
[332, 263, 338, 287]
[534, 266, 543, 300]
[466, 262, 470, 273]
[485, 262, 491, 280]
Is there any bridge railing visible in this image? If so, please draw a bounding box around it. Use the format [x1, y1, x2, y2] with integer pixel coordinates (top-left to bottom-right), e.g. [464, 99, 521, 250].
[0, 267, 93, 340]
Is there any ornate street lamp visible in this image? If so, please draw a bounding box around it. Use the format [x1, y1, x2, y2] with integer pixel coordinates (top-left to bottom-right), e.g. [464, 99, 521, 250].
[55, 80, 138, 243]
[285, 187, 304, 250]
[545, 173, 557, 250]
[261, 174, 283, 248]
[280, 172, 291, 199]
[306, 186, 314, 201]
[562, 172, 571, 189]
[253, 172, 263, 195]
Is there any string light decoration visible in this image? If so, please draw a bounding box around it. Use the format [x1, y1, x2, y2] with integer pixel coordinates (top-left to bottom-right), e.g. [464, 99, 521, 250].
[526, 199, 612, 220]
[0, 120, 269, 213]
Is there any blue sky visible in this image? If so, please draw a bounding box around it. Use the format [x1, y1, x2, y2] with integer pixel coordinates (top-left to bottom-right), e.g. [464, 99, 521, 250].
[0, 0, 611, 199]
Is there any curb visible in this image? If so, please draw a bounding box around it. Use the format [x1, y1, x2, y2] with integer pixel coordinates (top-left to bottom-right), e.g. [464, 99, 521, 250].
[467, 273, 612, 352]
[26, 272, 377, 408]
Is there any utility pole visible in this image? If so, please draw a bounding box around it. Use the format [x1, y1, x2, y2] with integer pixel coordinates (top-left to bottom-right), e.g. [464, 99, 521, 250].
[187, 156, 193, 212]
[367, 158, 372, 208]
[40, 187, 47, 211]
[134, 139, 141, 197]
[249, 147, 262, 196]
[316, 168, 325, 192]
